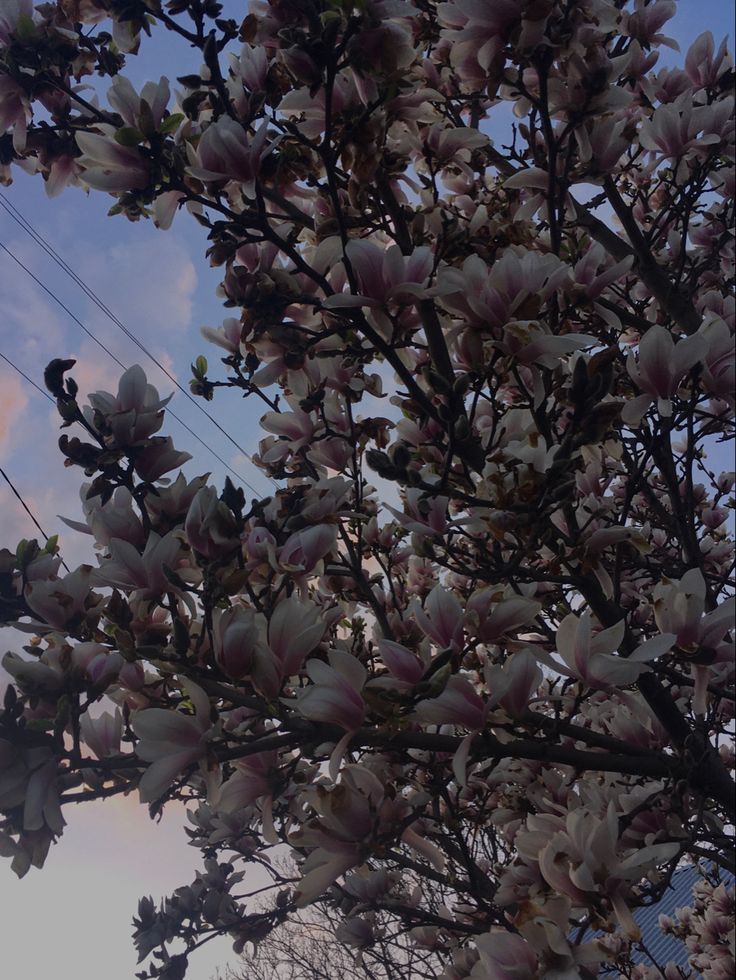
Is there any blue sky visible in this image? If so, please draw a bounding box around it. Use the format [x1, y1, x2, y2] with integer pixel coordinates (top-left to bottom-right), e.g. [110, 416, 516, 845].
[0, 2, 733, 978]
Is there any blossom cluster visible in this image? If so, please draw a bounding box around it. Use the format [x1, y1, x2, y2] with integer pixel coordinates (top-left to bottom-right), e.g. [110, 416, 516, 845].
[0, 2, 734, 978]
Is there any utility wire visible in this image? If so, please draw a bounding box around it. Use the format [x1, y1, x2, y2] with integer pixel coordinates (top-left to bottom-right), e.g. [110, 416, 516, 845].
[0, 464, 71, 571]
[0, 238, 267, 497]
[0, 350, 54, 403]
[0, 240, 127, 370]
[0, 192, 276, 490]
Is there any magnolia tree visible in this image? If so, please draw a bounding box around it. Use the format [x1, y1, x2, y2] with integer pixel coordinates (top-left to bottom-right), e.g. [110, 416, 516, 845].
[0, 1, 734, 978]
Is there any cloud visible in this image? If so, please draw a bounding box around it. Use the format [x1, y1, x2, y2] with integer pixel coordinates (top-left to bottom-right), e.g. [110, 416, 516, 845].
[78, 235, 198, 342]
[0, 242, 67, 361]
[152, 348, 177, 381]
[0, 374, 29, 455]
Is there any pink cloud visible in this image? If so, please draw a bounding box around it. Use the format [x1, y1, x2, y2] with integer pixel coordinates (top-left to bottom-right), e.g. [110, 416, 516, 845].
[0, 374, 28, 453]
[78, 236, 197, 338]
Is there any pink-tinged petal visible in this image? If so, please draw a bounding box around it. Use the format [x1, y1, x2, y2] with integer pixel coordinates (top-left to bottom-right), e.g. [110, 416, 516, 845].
[144, 77, 171, 127]
[251, 646, 282, 698]
[117, 365, 148, 411]
[107, 74, 140, 126]
[311, 236, 344, 276]
[382, 244, 405, 291]
[267, 595, 300, 660]
[243, 118, 275, 159]
[75, 131, 129, 168]
[621, 393, 653, 427]
[152, 190, 184, 230]
[298, 668, 361, 728]
[45, 156, 77, 198]
[590, 617, 626, 657]
[653, 569, 708, 649]
[304, 654, 340, 690]
[585, 527, 636, 553]
[557, 612, 591, 681]
[268, 596, 325, 673]
[23, 565, 99, 630]
[417, 584, 464, 649]
[503, 167, 550, 190]
[80, 709, 122, 760]
[629, 633, 676, 662]
[200, 319, 242, 353]
[401, 826, 447, 872]
[294, 852, 357, 907]
[617, 841, 681, 878]
[485, 596, 542, 640]
[680, 568, 707, 597]
[475, 931, 538, 978]
[699, 597, 736, 649]
[685, 31, 713, 84]
[414, 675, 486, 729]
[279, 525, 336, 573]
[405, 246, 434, 283]
[499, 649, 542, 718]
[100, 538, 145, 588]
[217, 769, 271, 812]
[377, 640, 424, 684]
[517, 331, 597, 366]
[671, 332, 707, 381]
[217, 124, 249, 166]
[636, 325, 674, 396]
[260, 408, 314, 442]
[694, 32, 730, 86]
[451, 732, 474, 788]
[698, 316, 735, 402]
[137, 750, 200, 803]
[180, 678, 210, 724]
[78, 169, 143, 192]
[321, 293, 376, 308]
[345, 239, 385, 298]
[132, 709, 203, 756]
[22, 760, 60, 833]
[329, 648, 367, 694]
[343, 765, 385, 806]
[586, 255, 635, 298]
[298, 653, 366, 731]
[327, 731, 354, 783]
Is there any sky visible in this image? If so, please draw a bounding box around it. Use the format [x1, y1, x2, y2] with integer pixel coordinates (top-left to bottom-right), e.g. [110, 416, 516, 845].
[0, 2, 733, 979]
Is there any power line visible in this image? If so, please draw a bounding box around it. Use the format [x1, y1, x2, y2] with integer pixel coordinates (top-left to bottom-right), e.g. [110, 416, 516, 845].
[0, 464, 70, 572]
[0, 240, 127, 370]
[0, 350, 54, 403]
[0, 192, 275, 489]
[0, 239, 267, 497]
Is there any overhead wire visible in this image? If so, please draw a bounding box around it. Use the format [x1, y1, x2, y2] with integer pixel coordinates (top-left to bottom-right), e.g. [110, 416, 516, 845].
[0, 192, 276, 491]
[0, 237, 268, 497]
[0, 350, 71, 571]
[0, 350, 55, 403]
[0, 240, 128, 371]
[0, 465, 71, 572]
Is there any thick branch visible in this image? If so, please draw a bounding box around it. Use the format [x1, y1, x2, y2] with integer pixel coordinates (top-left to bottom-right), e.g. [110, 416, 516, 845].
[349, 726, 681, 779]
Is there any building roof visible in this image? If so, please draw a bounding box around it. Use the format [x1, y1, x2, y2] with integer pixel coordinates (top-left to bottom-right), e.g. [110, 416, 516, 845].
[591, 865, 734, 976]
